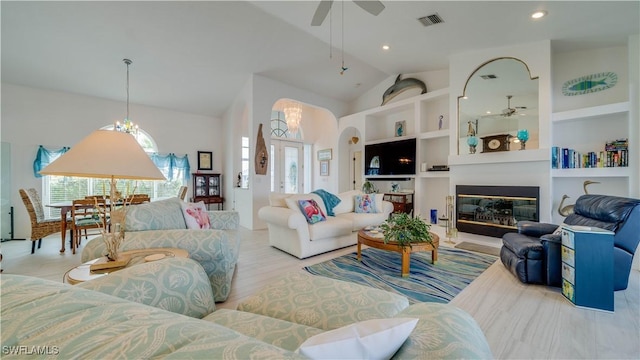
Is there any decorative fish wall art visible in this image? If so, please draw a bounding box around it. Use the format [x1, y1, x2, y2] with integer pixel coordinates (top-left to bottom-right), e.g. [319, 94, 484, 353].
[381, 74, 427, 105]
[562, 72, 617, 96]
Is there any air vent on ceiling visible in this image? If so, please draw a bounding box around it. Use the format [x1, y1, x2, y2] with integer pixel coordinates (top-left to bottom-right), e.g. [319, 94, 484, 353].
[480, 74, 498, 80]
[418, 13, 444, 27]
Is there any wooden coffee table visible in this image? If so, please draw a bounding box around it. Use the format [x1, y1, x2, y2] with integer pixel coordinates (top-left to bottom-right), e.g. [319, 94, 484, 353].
[65, 248, 189, 284]
[357, 229, 439, 277]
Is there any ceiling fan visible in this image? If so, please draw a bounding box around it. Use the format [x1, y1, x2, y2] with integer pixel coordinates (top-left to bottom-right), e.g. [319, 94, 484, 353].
[311, 0, 385, 26]
[499, 95, 529, 117]
[479, 95, 528, 119]
[501, 95, 518, 117]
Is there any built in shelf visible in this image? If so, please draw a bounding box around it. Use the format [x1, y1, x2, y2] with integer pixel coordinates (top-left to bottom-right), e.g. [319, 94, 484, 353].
[551, 167, 630, 178]
[448, 148, 549, 166]
[365, 175, 416, 181]
[552, 102, 630, 123]
[419, 129, 449, 140]
[362, 87, 450, 117]
[365, 135, 417, 145]
[418, 171, 450, 178]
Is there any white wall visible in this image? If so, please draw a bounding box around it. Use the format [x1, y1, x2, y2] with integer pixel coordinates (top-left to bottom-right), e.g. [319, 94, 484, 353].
[1, 83, 220, 239]
[552, 46, 629, 112]
[448, 41, 553, 224]
[628, 35, 639, 199]
[223, 77, 254, 229]
[349, 69, 449, 114]
[224, 75, 350, 230]
[338, 69, 450, 194]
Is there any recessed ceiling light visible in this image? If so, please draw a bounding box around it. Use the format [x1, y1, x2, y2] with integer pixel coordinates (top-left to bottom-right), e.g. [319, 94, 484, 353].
[462, 96, 468, 100]
[486, 111, 492, 114]
[531, 10, 547, 19]
[382, 45, 390, 51]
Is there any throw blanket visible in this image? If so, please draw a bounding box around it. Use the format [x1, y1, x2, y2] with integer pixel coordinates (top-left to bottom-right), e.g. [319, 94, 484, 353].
[311, 189, 341, 216]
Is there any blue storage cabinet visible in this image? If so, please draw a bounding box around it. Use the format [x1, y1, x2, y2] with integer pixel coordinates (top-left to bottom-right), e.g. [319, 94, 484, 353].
[560, 225, 614, 311]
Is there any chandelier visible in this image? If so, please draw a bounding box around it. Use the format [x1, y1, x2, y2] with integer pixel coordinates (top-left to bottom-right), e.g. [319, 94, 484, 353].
[283, 101, 302, 135]
[114, 58, 139, 135]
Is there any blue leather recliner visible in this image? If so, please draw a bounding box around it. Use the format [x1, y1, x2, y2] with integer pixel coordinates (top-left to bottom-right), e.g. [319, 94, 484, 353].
[501, 194, 640, 290]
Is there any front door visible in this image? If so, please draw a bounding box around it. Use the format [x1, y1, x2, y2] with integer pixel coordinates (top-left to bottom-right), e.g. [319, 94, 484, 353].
[271, 140, 303, 194]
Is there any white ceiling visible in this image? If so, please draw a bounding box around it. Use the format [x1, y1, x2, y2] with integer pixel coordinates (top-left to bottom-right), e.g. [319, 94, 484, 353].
[2, 1, 638, 118]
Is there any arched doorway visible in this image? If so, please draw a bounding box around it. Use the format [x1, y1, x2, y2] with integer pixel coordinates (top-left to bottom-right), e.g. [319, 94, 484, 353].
[269, 110, 305, 194]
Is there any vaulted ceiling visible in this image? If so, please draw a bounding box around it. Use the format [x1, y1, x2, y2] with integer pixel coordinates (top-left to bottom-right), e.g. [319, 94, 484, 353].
[2, 1, 638, 117]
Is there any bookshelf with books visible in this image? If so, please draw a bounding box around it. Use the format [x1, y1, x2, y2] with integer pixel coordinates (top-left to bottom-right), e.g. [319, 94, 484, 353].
[551, 102, 630, 178]
[551, 138, 629, 169]
[550, 101, 632, 224]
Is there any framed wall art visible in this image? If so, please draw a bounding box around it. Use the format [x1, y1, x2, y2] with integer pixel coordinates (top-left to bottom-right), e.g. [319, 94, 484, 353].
[320, 160, 329, 176]
[197, 151, 213, 171]
[317, 148, 332, 161]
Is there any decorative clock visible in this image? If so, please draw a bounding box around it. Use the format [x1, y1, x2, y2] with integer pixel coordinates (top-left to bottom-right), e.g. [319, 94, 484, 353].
[481, 134, 511, 153]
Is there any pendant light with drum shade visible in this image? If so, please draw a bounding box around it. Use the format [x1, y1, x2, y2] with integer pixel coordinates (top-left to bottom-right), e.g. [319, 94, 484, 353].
[39, 58, 165, 265]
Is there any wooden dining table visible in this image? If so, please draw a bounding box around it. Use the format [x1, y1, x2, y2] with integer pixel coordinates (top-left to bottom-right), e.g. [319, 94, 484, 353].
[48, 197, 147, 253]
[47, 200, 116, 253]
[47, 201, 89, 253]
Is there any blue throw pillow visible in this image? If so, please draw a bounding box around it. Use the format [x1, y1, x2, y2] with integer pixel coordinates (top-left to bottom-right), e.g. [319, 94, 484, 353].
[355, 194, 376, 214]
[312, 189, 342, 216]
[298, 199, 327, 224]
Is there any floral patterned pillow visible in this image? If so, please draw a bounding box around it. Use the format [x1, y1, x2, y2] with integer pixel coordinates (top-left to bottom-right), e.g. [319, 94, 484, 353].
[298, 199, 327, 224]
[180, 201, 211, 229]
[355, 194, 376, 214]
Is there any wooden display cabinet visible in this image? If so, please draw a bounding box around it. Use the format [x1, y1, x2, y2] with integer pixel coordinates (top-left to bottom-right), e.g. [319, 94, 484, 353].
[192, 173, 224, 210]
[383, 193, 414, 215]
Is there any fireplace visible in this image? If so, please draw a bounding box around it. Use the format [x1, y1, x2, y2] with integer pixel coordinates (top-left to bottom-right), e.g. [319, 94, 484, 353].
[456, 185, 539, 238]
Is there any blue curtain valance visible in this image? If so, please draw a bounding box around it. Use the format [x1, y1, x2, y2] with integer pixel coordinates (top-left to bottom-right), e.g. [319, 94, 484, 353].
[33, 145, 70, 178]
[149, 153, 190, 182]
[34, 146, 190, 183]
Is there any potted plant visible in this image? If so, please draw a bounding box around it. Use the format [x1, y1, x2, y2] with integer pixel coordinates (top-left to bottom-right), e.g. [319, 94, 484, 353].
[380, 213, 433, 249]
[362, 180, 377, 194]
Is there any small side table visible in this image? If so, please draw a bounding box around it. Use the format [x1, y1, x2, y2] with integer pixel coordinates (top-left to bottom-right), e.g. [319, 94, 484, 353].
[65, 248, 189, 285]
[560, 225, 614, 311]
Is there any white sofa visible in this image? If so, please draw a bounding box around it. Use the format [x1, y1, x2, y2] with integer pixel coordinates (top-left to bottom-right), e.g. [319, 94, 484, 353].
[258, 190, 393, 259]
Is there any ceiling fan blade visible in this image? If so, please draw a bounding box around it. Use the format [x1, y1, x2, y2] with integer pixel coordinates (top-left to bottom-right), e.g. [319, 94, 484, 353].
[353, 1, 385, 16]
[311, 0, 333, 26]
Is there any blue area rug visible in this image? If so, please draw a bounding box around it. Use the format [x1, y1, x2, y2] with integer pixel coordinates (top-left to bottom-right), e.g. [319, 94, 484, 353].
[303, 247, 497, 304]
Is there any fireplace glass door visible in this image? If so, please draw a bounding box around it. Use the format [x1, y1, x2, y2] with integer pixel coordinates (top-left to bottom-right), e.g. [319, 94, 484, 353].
[456, 185, 539, 238]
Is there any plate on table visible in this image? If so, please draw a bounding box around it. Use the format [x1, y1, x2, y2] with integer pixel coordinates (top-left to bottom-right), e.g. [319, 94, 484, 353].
[144, 253, 166, 262]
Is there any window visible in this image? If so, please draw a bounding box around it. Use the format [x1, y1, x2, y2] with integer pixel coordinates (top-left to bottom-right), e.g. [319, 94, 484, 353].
[240, 137, 249, 188]
[270, 111, 301, 139]
[269, 110, 307, 193]
[41, 127, 189, 218]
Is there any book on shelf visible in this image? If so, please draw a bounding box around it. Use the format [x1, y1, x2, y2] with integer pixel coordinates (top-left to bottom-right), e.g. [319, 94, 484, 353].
[551, 139, 628, 169]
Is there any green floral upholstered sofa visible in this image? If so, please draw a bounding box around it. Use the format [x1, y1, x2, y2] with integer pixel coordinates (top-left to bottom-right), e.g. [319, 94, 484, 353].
[81, 197, 240, 302]
[2, 260, 493, 359]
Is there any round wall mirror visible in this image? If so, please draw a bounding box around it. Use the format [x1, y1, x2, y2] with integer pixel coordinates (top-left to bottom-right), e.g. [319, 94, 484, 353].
[458, 58, 539, 154]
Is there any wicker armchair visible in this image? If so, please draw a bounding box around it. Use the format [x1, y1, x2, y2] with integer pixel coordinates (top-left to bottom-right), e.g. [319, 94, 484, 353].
[19, 188, 73, 254]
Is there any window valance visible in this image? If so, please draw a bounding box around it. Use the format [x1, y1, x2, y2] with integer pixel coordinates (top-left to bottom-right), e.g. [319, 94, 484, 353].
[33, 145, 70, 178]
[34, 146, 190, 182]
[149, 153, 190, 182]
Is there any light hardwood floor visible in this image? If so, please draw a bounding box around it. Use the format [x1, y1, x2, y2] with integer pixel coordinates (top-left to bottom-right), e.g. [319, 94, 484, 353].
[1, 227, 638, 359]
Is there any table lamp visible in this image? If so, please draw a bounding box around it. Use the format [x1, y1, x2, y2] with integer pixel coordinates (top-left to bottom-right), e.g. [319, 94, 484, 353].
[40, 129, 165, 264]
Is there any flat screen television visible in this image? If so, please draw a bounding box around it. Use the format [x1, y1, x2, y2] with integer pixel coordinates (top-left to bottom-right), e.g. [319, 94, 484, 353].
[364, 138, 416, 176]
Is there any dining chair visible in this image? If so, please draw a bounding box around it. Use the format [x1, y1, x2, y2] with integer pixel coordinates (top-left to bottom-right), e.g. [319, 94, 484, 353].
[178, 186, 188, 200]
[126, 194, 150, 205]
[71, 198, 108, 254]
[85, 195, 109, 199]
[19, 188, 73, 254]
